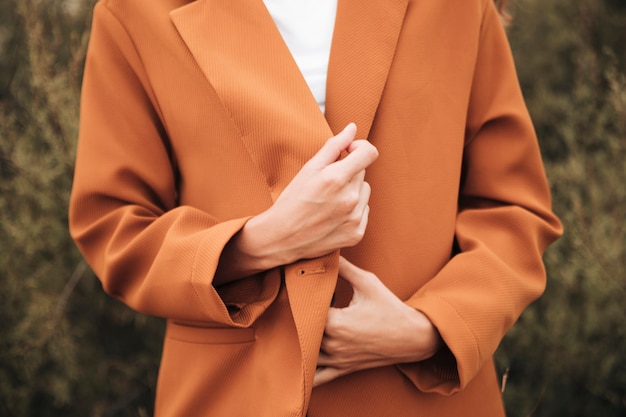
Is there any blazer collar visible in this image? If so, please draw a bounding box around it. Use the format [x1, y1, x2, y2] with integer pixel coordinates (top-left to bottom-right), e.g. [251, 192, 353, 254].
[171, 0, 329, 200]
[169, 0, 409, 155]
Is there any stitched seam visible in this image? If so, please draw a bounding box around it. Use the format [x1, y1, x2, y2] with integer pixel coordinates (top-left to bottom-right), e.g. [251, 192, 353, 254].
[432, 294, 482, 367]
[189, 234, 216, 319]
[167, 336, 255, 345]
[100, 0, 170, 138]
[168, 4, 277, 203]
[463, 0, 496, 149]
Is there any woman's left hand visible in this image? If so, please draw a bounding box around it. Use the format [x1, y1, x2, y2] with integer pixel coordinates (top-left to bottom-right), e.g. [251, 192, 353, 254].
[314, 257, 443, 387]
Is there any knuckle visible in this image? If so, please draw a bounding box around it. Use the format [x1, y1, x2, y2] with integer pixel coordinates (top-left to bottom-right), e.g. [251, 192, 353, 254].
[325, 314, 339, 332]
[325, 313, 346, 335]
[341, 190, 360, 212]
[320, 171, 344, 192]
[362, 181, 371, 195]
[346, 217, 367, 246]
[369, 144, 380, 160]
[321, 339, 337, 355]
[347, 214, 362, 229]
[346, 231, 365, 247]
[355, 140, 379, 162]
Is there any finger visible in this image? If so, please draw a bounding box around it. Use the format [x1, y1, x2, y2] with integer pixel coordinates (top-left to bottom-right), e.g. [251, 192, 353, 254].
[342, 182, 371, 247]
[327, 140, 378, 179]
[355, 204, 370, 240]
[351, 181, 371, 217]
[316, 349, 332, 366]
[308, 123, 357, 169]
[348, 168, 366, 187]
[314, 366, 343, 387]
[340, 169, 367, 211]
[347, 138, 376, 155]
[338, 257, 380, 294]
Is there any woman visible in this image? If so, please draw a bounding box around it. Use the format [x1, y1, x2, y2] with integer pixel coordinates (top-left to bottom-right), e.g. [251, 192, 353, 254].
[69, 0, 562, 415]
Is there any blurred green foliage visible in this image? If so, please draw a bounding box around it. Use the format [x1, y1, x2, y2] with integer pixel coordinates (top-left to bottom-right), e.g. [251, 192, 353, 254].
[496, 1, 626, 416]
[0, 0, 624, 416]
[0, 1, 163, 416]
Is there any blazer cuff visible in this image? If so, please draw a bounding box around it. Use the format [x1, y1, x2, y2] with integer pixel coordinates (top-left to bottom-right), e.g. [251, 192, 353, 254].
[397, 294, 482, 395]
[191, 216, 281, 327]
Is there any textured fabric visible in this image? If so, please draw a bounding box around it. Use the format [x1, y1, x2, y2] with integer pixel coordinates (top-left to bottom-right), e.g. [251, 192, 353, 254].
[69, 0, 563, 415]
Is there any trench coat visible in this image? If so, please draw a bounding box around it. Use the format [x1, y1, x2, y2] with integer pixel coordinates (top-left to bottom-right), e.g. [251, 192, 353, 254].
[69, 0, 563, 415]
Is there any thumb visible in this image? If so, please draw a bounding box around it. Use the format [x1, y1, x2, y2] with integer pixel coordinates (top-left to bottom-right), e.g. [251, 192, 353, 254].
[338, 256, 380, 298]
[308, 123, 357, 169]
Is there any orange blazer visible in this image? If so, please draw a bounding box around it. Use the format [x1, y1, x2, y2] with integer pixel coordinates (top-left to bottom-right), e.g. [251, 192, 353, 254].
[69, 0, 562, 415]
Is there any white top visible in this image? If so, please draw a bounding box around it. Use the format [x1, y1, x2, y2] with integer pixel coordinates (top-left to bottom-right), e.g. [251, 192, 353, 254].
[263, 0, 338, 113]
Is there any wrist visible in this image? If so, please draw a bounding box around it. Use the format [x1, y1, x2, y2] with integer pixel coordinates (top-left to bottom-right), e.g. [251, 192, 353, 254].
[214, 213, 291, 286]
[398, 307, 442, 363]
[236, 210, 296, 268]
[412, 309, 443, 359]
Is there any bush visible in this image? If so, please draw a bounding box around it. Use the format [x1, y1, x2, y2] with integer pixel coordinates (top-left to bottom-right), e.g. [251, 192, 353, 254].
[0, 0, 624, 415]
[496, 1, 626, 416]
[0, 1, 163, 416]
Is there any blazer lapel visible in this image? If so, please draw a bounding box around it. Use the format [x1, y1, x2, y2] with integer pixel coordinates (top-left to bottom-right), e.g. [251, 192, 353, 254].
[325, 0, 409, 138]
[170, 0, 410, 186]
[170, 0, 332, 201]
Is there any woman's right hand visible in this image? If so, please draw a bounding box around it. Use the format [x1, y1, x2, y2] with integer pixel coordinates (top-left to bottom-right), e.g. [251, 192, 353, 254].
[215, 123, 378, 284]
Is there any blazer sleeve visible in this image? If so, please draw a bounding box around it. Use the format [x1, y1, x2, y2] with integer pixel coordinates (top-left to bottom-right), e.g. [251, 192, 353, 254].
[397, 0, 562, 394]
[69, 2, 280, 326]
